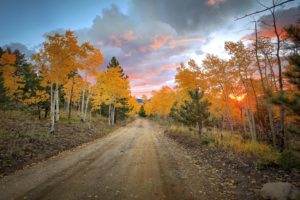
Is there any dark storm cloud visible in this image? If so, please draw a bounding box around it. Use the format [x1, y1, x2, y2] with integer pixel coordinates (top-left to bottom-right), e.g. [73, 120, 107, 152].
[259, 6, 299, 28]
[242, 6, 300, 40]
[131, 0, 257, 35]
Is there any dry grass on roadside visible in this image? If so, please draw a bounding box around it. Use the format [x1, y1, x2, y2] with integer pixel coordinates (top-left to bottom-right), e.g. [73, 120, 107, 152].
[164, 124, 299, 169]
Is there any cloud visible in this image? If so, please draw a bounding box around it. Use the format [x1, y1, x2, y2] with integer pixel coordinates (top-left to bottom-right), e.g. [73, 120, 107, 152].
[123, 31, 137, 41]
[241, 6, 300, 40]
[168, 37, 205, 48]
[146, 64, 178, 73]
[2, 42, 35, 58]
[42, 1, 265, 97]
[131, 0, 256, 35]
[150, 35, 171, 49]
[108, 31, 137, 48]
[207, 0, 226, 6]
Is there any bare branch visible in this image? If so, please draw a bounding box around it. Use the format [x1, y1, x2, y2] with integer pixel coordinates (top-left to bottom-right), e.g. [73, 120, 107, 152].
[235, 0, 295, 21]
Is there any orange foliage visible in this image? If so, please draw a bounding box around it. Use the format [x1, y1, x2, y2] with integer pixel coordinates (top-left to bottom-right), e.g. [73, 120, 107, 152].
[145, 86, 175, 117]
[0, 52, 24, 101]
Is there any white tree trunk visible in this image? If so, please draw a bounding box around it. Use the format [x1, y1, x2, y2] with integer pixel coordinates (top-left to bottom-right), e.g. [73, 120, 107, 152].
[267, 105, 276, 147]
[50, 83, 55, 133]
[249, 110, 256, 140]
[88, 111, 92, 130]
[55, 83, 59, 122]
[83, 94, 90, 122]
[220, 84, 234, 132]
[112, 104, 116, 125]
[66, 91, 70, 112]
[108, 104, 111, 126]
[244, 107, 256, 141]
[81, 87, 85, 122]
[77, 97, 81, 116]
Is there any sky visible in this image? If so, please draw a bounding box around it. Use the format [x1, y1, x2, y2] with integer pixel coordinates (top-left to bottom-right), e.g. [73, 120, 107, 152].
[1, 0, 299, 97]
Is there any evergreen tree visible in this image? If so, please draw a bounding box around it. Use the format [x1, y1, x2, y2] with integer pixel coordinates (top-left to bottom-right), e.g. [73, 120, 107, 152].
[0, 47, 43, 110]
[107, 56, 128, 79]
[283, 25, 300, 117]
[105, 56, 130, 122]
[139, 105, 147, 117]
[170, 89, 211, 134]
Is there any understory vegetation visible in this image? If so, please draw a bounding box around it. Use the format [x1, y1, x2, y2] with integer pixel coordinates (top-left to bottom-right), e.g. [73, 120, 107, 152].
[163, 123, 299, 170]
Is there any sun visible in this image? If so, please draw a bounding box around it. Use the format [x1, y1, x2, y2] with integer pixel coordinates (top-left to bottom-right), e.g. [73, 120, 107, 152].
[229, 94, 245, 102]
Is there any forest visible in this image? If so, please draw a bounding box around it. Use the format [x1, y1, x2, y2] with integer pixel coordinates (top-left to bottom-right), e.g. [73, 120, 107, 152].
[0, 31, 140, 127]
[142, 20, 300, 168]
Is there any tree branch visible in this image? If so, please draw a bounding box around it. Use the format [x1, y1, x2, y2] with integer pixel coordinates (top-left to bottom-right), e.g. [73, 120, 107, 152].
[235, 0, 295, 21]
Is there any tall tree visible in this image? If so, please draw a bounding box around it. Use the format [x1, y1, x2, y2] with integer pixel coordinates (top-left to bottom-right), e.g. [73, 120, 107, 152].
[171, 89, 211, 134]
[225, 41, 257, 140]
[95, 67, 130, 125]
[105, 57, 129, 122]
[276, 25, 300, 117]
[32, 31, 82, 132]
[79, 44, 104, 122]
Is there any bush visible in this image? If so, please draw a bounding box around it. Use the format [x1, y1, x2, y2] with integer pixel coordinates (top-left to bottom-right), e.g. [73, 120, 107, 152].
[201, 135, 215, 146]
[278, 150, 300, 170]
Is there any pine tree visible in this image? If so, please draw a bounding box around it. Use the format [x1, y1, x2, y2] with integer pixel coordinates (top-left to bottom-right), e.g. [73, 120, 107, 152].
[104, 57, 130, 123]
[107, 56, 128, 79]
[280, 25, 300, 117]
[171, 89, 211, 134]
[138, 105, 147, 117]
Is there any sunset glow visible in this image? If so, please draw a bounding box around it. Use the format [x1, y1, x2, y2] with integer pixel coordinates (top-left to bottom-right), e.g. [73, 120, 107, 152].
[229, 94, 246, 102]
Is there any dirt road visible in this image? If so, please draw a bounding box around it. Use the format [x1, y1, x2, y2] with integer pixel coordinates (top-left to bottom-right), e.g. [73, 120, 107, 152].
[0, 119, 223, 200]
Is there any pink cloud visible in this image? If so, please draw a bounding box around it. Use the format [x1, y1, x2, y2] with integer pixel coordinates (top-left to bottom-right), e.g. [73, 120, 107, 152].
[123, 31, 137, 41]
[131, 90, 154, 98]
[168, 37, 205, 48]
[108, 31, 137, 47]
[128, 73, 156, 81]
[132, 82, 148, 87]
[160, 64, 178, 70]
[109, 35, 122, 47]
[207, 0, 225, 6]
[241, 24, 300, 41]
[241, 7, 299, 41]
[139, 46, 148, 53]
[146, 64, 178, 73]
[150, 35, 171, 49]
[125, 51, 132, 57]
[131, 80, 166, 88]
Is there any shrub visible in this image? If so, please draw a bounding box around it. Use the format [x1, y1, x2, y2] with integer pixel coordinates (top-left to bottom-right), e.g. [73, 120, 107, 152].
[201, 135, 215, 146]
[278, 150, 300, 170]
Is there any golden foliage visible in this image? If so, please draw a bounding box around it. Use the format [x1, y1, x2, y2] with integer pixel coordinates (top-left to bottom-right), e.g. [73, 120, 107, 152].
[0, 52, 24, 101]
[145, 86, 175, 117]
[92, 67, 130, 110]
[128, 96, 140, 116]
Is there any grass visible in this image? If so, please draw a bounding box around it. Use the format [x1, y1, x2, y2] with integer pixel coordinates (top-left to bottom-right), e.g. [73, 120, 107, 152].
[163, 123, 299, 170]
